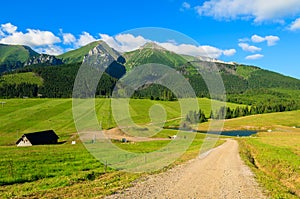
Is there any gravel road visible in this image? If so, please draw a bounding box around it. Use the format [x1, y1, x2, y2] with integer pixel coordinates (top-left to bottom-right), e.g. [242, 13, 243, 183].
[106, 139, 266, 199]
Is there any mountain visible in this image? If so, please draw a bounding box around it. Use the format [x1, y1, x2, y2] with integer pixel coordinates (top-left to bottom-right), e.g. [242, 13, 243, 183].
[57, 41, 103, 64]
[0, 44, 65, 73]
[0, 44, 39, 73]
[0, 41, 300, 112]
[82, 41, 126, 79]
[24, 54, 63, 66]
[123, 42, 188, 70]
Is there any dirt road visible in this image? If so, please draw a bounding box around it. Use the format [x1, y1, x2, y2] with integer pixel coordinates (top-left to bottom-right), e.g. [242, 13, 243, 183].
[106, 139, 266, 199]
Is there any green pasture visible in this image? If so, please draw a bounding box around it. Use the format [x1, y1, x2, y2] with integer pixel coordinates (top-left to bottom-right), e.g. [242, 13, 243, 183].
[0, 98, 241, 145]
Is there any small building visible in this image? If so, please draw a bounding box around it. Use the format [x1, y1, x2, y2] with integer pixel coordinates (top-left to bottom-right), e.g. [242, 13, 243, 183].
[168, 135, 177, 139]
[16, 130, 59, 147]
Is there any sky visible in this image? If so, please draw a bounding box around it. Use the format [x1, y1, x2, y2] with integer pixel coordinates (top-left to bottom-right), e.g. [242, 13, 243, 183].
[0, 0, 300, 79]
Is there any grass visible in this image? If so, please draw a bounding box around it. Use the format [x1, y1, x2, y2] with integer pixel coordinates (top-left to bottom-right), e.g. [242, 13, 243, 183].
[57, 41, 100, 64]
[0, 98, 230, 198]
[0, 98, 241, 145]
[0, 129, 224, 198]
[207, 111, 300, 198]
[0, 44, 38, 65]
[239, 133, 300, 199]
[123, 46, 187, 70]
[197, 110, 300, 198]
[236, 65, 259, 79]
[198, 110, 300, 131]
[2, 98, 298, 198]
[0, 144, 140, 198]
[0, 72, 44, 86]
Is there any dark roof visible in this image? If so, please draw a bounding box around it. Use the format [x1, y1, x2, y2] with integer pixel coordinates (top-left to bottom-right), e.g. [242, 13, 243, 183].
[16, 130, 59, 145]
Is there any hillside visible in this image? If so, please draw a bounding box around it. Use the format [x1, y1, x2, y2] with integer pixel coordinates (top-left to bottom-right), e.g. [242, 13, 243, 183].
[0, 72, 43, 86]
[123, 42, 188, 70]
[57, 41, 106, 64]
[0, 41, 299, 111]
[0, 44, 39, 73]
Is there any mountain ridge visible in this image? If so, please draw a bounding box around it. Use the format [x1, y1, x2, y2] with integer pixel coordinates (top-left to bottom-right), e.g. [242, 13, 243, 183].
[0, 41, 299, 113]
[1, 41, 299, 82]
[1, 41, 300, 92]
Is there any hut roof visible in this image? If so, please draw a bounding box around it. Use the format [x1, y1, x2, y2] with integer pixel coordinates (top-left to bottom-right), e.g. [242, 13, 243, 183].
[16, 130, 59, 145]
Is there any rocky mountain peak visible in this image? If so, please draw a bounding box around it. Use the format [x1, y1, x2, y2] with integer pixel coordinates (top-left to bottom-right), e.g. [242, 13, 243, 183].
[83, 41, 125, 65]
[24, 54, 63, 66]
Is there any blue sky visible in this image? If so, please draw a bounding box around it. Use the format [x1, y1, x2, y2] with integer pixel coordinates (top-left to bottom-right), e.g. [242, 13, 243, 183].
[1, 0, 300, 79]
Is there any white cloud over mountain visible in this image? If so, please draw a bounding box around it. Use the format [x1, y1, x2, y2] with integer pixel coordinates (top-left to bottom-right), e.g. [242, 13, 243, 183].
[0, 23, 62, 55]
[195, 0, 300, 22]
[0, 24, 61, 47]
[100, 33, 149, 52]
[1, 23, 17, 34]
[100, 33, 236, 58]
[35, 45, 64, 55]
[62, 32, 76, 45]
[76, 32, 97, 47]
[0, 22, 236, 58]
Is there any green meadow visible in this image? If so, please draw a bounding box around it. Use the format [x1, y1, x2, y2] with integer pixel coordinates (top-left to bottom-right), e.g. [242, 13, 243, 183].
[0, 98, 233, 198]
[0, 98, 299, 198]
[0, 98, 241, 145]
[205, 112, 300, 199]
[0, 72, 44, 87]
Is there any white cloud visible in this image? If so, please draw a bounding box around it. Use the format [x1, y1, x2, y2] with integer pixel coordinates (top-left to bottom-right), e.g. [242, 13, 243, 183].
[160, 43, 224, 58]
[75, 32, 97, 47]
[246, 54, 264, 60]
[1, 23, 17, 34]
[265, 36, 280, 46]
[100, 33, 149, 52]
[251, 34, 280, 46]
[100, 33, 235, 58]
[0, 30, 4, 37]
[195, 0, 300, 22]
[180, 2, 191, 11]
[183, 2, 191, 9]
[289, 18, 300, 30]
[223, 49, 236, 56]
[0, 23, 236, 58]
[251, 35, 265, 43]
[238, 38, 250, 42]
[0, 28, 61, 47]
[160, 43, 236, 58]
[62, 33, 76, 45]
[35, 45, 64, 55]
[238, 43, 261, 52]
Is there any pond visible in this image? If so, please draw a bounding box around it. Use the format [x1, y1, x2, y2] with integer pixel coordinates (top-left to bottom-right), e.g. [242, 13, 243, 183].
[205, 130, 257, 137]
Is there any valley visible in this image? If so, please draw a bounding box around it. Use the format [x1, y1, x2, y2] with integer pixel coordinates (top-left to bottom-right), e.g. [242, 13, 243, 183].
[0, 41, 300, 198]
[0, 98, 299, 198]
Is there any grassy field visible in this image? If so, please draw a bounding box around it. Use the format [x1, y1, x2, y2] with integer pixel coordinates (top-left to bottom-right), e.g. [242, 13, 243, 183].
[239, 132, 300, 199]
[0, 98, 241, 146]
[0, 142, 141, 198]
[0, 72, 44, 86]
[0, 129, 223, 198]
[0, 98, 232, 198]
[198, 110, 300, 131]
[203, 111, 300, 198]
[1, 98, 299, 198]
